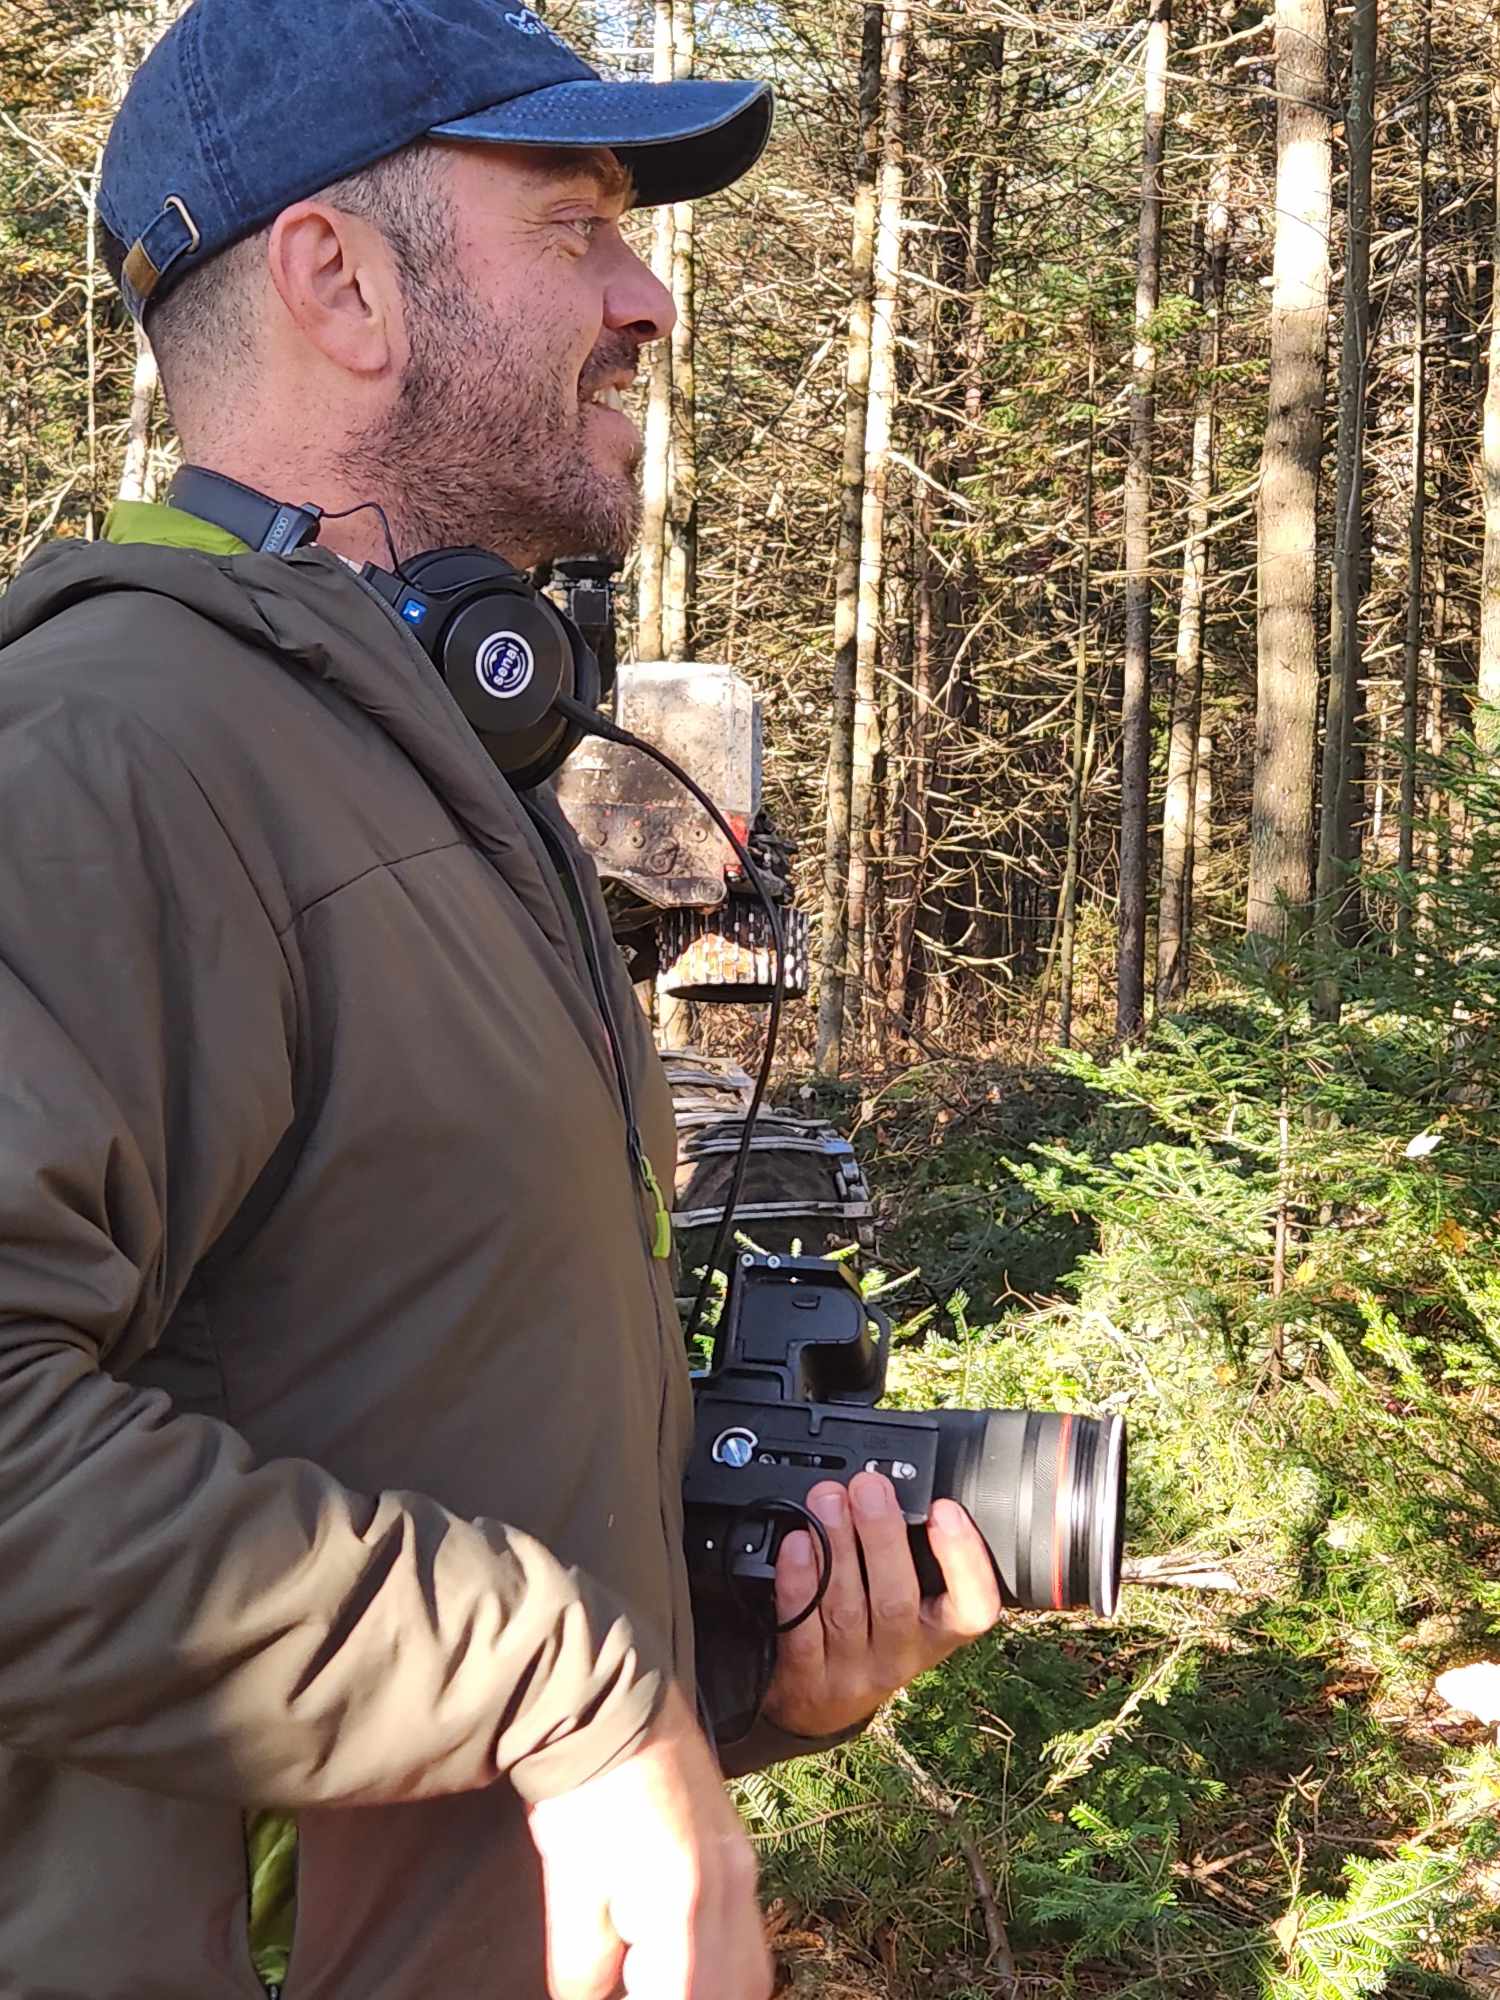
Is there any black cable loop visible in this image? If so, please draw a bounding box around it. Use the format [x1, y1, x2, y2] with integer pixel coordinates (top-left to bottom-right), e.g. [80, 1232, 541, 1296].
[719, 1497, 834, 1638]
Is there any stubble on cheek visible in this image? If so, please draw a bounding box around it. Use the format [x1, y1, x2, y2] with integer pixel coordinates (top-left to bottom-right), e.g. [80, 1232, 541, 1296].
[341, 285, 645, 565]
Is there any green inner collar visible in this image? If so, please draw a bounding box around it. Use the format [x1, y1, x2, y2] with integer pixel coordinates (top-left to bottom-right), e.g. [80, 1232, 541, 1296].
[104, 498, 251, 556]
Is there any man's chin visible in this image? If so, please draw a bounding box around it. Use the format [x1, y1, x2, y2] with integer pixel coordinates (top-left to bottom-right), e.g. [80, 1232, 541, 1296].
[550, 474, 641, 568]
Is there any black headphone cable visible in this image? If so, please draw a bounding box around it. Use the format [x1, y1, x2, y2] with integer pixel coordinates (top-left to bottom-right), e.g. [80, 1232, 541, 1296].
[553, 692, 787, 1352]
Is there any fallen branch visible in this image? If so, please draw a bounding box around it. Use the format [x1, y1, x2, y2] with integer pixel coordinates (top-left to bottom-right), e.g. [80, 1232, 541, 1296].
[1123, 1552, 1240, 1593]
[871, 1717, 1019, 1991]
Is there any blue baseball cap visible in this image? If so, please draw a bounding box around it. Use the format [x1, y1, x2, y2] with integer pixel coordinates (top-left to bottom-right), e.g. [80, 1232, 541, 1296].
[100, 0, 773, 321]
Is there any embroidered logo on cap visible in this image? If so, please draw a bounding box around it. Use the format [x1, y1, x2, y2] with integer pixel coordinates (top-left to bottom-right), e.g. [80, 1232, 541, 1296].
[505, 8, 571, 49]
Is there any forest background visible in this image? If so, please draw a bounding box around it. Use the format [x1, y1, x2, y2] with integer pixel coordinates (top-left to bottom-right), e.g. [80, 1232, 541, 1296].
[6, 0, 1500, 1991]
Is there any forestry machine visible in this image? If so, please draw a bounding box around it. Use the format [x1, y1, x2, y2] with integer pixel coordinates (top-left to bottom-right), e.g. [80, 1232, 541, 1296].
[547, 559, 874, 1280]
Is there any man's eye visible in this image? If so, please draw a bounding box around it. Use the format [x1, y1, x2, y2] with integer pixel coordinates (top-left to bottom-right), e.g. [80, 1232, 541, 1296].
[566, 216, 604, 245]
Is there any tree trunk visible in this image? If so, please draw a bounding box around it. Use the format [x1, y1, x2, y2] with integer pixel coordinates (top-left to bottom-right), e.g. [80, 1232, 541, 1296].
[1058, 338, 1097, 1051]
[1117, 0, 1170, 1040]
[635, 0, 676, 664]
[870, 565, 906, 1055]
[1188, 728, 1213, 955]
[1247, 0, 1331, 940]
[845, 0, 909, 1062]
[1397, 0, 1431, 945]
[1477, 0, 1500, 763]
[1157, 151, 1229, 1008]
[911, 44, 1002, 1032]
[1423, 419, 1450, 898]
[1313, 0, 1376, 1009]
[117, 325, 159, 503]
[815, 0, 883, 1075]
[663, 0, 697, 662]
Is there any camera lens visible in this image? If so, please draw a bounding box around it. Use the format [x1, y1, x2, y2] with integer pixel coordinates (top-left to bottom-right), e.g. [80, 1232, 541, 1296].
[931, 1409, 1126, 1616]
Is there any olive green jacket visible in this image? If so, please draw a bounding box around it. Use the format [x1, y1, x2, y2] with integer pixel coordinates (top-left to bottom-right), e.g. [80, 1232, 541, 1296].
[0, 523, 813, 1999]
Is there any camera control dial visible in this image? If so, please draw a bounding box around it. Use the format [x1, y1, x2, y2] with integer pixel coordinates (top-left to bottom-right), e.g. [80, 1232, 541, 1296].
[712, 1427, 759, 1469]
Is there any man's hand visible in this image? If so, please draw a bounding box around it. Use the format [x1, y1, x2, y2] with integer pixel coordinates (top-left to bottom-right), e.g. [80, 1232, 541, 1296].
[525, 1682, 773, 2000]
[762, 1471, 1003, 1740]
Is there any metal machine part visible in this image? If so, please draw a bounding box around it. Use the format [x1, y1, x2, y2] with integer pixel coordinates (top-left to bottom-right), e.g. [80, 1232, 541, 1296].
[555, 660, 760, 913]
[664, 1050, 876, 1315]
[685, 1257, 1127, 1618]
[554, 659, 807, 1004]
[658, 901, 811, 1003]
[545, 554, 619, 700]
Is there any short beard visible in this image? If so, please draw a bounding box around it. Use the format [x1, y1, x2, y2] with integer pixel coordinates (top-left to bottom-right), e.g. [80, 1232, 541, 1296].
[339, 281, 642, 568]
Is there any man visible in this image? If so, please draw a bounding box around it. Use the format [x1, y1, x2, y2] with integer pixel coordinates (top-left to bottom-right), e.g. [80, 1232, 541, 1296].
[0, 2, 1001, 1995]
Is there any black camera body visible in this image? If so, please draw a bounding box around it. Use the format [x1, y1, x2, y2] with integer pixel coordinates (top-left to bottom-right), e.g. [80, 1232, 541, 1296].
[684, 1254, 1126, 1619]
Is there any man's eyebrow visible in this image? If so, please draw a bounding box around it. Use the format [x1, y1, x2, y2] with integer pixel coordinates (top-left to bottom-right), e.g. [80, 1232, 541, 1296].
[517, 147, 637, 207]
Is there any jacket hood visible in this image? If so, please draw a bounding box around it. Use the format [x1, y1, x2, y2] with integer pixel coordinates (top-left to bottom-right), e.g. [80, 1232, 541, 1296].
[0, 537, 580, 962]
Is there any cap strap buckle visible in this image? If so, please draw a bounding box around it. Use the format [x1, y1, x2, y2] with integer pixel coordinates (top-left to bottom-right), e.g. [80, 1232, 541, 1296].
[122, 194, 201, 315]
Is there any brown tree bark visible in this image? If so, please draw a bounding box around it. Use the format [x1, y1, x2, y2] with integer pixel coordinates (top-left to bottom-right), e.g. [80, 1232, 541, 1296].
[1117, 0, 1170, 1039]
[1397, 0, 1431, 943]
[1247, 0, 1331, 940]
[117, 325, 158, 503]
[1189, 728, 1213, 952]
[1058, 340, 1097, 1050]
[1313, 0, 1376, 1009]
[844, 0, 909, 1061]
[1157, 150, 1229, 1008]
[815, 0, 883, 1075]
[635, 0, 676, 663]
[1477, 0, 1500, 763]
[663, 0, 697, 661]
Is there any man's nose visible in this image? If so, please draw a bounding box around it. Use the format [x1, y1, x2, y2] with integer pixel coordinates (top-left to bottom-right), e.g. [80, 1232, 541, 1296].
[604, 235, 676, 344]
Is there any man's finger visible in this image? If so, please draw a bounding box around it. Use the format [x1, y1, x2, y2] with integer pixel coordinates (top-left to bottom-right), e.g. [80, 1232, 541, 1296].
[922, 1499, 1004, 1642]
[805, 1481, 870, 1663]
[847, 1472, 923, 1682]
[772, 1528, 826, 1681]
[540, 1867, 625, 2000]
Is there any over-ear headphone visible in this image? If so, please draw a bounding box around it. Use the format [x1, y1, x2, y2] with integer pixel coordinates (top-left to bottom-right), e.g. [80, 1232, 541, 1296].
[167, 466, 600, 788]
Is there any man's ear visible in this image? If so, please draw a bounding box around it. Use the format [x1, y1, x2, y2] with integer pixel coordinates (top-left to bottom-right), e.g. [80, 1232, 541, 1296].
[265, 201, 399, 378]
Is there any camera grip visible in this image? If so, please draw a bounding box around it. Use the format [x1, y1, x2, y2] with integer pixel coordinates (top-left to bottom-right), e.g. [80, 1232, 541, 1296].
[909, 1519, 946, 1600]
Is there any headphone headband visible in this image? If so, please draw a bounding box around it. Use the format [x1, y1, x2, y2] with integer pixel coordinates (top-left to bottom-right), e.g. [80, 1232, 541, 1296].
[169, 467, 322, 556]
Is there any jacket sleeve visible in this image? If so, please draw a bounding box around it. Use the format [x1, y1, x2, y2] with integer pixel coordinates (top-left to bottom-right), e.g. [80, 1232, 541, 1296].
[692, 1598, 872, 1778]
[716, 1714, 872, 1781]
[0, 695, 664, 1808]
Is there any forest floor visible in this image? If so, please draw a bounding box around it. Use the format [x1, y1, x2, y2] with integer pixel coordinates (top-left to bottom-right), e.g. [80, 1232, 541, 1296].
[721, 1048, 1500, 2000]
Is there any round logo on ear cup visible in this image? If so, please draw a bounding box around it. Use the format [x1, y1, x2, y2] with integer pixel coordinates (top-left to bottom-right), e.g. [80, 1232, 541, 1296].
[475, 631, 536, 700]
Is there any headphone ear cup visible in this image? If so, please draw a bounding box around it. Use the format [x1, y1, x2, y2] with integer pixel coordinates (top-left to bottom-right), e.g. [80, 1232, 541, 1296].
[499, 624, 601, 790]
[569, 624, 601, 713]
[394, 547, 602, 789]
[440, 590, 569, 739]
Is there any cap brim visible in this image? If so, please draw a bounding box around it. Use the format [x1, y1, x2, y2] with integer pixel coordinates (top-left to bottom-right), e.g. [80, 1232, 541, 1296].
[430, 79, 772, 206]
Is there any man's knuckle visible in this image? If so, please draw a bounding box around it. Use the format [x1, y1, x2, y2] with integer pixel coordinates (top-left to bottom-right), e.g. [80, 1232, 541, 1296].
[873, 1590, 919, 1626]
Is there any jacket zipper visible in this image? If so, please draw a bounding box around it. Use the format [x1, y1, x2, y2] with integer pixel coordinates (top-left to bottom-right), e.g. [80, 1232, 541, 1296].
[522, 804, 671, 1261]
[524, 805, 688, 1666]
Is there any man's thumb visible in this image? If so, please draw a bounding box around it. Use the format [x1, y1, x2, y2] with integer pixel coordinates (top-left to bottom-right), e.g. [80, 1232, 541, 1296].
[536, 1849, 625, 2000]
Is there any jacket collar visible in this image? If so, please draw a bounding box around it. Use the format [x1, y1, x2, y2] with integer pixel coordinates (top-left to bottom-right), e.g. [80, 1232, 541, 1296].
[0, 531, 585, 970]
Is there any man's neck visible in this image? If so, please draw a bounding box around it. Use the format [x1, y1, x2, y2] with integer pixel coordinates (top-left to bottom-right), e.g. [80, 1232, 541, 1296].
[176, 442, 544, 573]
